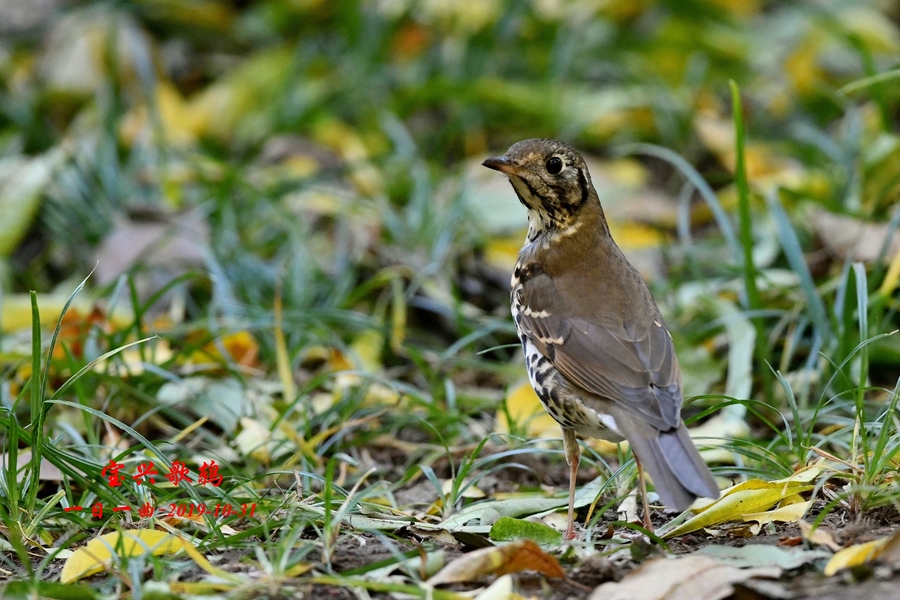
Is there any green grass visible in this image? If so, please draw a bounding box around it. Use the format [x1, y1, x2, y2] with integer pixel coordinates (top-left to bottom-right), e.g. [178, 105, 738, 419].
[1, 0, 900, 595]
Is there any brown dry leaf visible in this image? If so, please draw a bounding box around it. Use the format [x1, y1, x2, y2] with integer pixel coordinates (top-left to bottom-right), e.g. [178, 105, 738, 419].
[1, 450, 64, 482]
[588, 554, 780, 600]
[798, 520, 841, 552]
[428, 540, 564, 586]
[93, 209, 209, 306]
[0, 294, 124, 334]
[812, 209, 900, 264]
[52, 306, 113, 359]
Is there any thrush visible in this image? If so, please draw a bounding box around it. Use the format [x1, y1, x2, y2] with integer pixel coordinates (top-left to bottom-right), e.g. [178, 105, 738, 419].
[483, 138, 719, 539]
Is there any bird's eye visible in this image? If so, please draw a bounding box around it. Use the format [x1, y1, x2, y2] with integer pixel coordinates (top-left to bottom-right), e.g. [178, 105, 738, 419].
[545, 156, 564, 175]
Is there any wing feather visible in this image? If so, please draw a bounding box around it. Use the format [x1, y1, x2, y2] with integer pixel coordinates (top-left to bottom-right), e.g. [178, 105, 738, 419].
[518, 272, 681, 431]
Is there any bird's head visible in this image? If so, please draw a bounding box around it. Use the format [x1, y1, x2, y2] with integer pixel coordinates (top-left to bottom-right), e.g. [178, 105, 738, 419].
[482, 138, 596, 223]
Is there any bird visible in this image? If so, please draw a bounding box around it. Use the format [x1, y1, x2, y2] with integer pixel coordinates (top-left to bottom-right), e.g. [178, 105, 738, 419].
[482, 138, 719, 539]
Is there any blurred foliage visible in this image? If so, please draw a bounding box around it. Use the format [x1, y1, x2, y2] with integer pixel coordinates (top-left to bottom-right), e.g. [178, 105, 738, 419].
[1, 0, 900, 591]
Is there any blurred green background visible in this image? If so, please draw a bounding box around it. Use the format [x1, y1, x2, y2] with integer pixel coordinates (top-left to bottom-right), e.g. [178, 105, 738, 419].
[2, 0, 900, 587]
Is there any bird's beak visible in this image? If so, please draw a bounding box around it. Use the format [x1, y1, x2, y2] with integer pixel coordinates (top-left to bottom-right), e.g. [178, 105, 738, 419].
[482, 156, 520, 176]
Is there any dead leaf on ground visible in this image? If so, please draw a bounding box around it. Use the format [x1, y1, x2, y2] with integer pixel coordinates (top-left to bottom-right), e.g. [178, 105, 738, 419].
[589, 554, 780, 600]
[663, 469, 821, 537]
[428, 540, 564, 586]
[494, 380, 566, 441]
[812, 209, 900, 264]
[798, 519, 842, 552]
[93, 208, 209, 305]
[742, 500, 812, 525]
[696, 544, 829, 570]
[60, 529, 186, 583]
[0, 450, 64, 482]
[824, 527, 900, 576]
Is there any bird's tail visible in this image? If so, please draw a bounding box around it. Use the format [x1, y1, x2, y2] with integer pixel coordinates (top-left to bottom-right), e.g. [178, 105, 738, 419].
[625, 423, 719, 511]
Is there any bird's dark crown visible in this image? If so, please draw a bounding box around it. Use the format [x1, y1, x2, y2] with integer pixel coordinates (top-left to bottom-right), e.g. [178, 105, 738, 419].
[483, 138, 599, 238]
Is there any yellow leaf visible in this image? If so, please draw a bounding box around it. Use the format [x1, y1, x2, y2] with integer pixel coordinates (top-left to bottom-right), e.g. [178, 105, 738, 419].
[1, 294, 133, 334]
[608, 222, 664, 250]
[60, 530, 183, 583]
[496, 381, 619, 454]
[705, 0, 759, 17]
[349, 329, 384, 373]
[120, 83, 199, 146]
[742, 500, 812, 525]
[234, 417, 274, 464]
[274, 286, 295, 402]
[664, 482, 814, 537]
[771, 465, 825, 484]
[312, 119, 384, 197]
[495, 381, 562, 440]
[442, 478, 486, 499]
[824, 527, 900, 576]
[823, 538, 887, 576]
[191, 331, 260, 368]
[483, 233, 525, 272]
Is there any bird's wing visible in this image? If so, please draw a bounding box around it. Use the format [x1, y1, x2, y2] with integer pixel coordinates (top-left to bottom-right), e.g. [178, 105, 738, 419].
[516, 272, 681, 431]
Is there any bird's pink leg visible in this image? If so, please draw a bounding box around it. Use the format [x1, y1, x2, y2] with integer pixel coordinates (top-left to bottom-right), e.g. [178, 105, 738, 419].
[635, 457, 653, 530]
[562, 428, 580, 540]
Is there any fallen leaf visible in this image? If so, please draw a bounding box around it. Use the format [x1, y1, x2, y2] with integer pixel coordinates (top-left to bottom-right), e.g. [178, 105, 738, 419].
[812, 209, 900, 264]
[93, 209, 210, 304]
[696, 544, 830, 570]
[823, 527, 900, 576]
[663, 476, 815, 537]
[694, 110, 808, 191]
[1, 450, 64, 482]
[588, 554, 780, 600]
[157, 377, 246, 434]
[428, 540, 564, 586]
[742, 500, 812, 525]
[60, 530, 184, 583]
[0, 149, 62, 257]
[489, 516, 562, 547]
[494, 380, 563, 441]
[798, 520, 841, 552]
[617, 490, 640, 524]
[438, 475, 609, 533]
[474, 574, 520, 600]
[234, 417, 277, 464]
[192, 331, 260, 369]
[443, 477, 486, 499]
